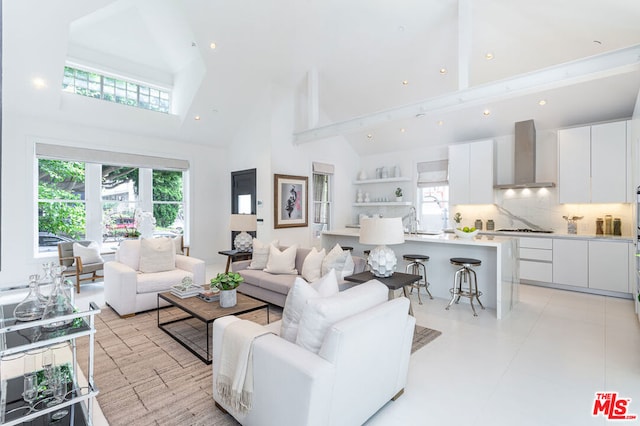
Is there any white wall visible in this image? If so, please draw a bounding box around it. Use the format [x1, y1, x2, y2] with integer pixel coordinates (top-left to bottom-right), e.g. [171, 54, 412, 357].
[0, 112, 227, 287]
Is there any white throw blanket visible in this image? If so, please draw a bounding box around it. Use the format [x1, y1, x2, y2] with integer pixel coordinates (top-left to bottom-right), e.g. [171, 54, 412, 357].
[216, 319, 271, 415]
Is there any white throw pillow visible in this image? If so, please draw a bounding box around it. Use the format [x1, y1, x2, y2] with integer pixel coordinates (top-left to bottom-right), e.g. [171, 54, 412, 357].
[72, 242, 104, 265]
[138, 237, 176, 273]
[172, 235, 184, 254]
[248, 239, 279, 270]
[264, 244, 298, 274]
[321, 243, 354, 279]
[301, 247, 326, 282]
[295, 280, 388, 354]
[280, 271, 339, 342]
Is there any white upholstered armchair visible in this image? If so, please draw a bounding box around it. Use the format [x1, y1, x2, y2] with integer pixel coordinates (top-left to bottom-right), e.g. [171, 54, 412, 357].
[212, 281, 415, 426]
[104, 238, 205, 317]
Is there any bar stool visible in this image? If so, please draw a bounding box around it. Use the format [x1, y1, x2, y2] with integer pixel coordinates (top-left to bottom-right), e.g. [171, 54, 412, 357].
[446, 257, 484, 316]
[341, 246, 354, 252]
[403, 254, 431, 304]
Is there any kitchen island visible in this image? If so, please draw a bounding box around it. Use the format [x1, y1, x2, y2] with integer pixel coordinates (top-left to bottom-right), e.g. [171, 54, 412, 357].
[323, 229, 519, 319]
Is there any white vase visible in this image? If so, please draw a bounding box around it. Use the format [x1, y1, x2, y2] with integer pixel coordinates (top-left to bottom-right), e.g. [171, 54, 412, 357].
[219, 289, 237, 308]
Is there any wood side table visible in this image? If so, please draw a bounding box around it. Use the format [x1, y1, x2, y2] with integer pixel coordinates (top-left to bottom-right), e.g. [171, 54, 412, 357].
[218, 249, 252, 273]
[344, 271, 421, 315]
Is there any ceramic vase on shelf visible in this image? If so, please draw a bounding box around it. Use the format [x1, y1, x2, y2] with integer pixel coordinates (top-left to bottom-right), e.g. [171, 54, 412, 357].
[220, 289, 237, 308]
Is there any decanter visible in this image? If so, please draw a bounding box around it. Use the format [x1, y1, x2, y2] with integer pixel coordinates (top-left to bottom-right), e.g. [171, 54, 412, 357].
[41, 271, 74, 330]
[13, 274, 47, 321]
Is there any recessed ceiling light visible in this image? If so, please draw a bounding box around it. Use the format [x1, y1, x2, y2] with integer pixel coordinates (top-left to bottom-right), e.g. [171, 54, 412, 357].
[32, 78, 46, 89]
[439, 68, 447, 74]
[191, 41, 197, 47]
[400, 128, 406, 133]
[437, 120, 444, 126]
[593, 40, 602, 45]
[194, 115, 201, 120]
[402, 80, 409, 86]
[366, 133, 374, 140]
[538, 99, 547, 106]
[210, 42, 217, 49]
[415, 113, 426, 118]
[485, 52, 494, 60]
[483, 109, 491, 116]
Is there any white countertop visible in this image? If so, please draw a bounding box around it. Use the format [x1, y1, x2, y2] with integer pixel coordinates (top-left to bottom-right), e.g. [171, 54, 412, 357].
[323, 229, 514, 247]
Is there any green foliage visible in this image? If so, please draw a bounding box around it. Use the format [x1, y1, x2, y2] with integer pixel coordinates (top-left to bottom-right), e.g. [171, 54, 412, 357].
[210, 272, 244, 290]
[153, 171, 183, 228]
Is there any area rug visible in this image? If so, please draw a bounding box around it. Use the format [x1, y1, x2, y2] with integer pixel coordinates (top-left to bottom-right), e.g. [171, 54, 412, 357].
[76, 305, 441, 426]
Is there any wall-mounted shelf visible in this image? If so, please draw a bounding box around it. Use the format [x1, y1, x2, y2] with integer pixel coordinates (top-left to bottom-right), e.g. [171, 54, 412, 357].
[353, 202, 413, 207]
[353, 177, 411, 185]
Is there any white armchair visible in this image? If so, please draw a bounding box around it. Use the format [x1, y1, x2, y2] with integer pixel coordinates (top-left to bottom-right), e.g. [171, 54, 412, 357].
[212, 281, 415, 426]
[104, 239, 205, 317]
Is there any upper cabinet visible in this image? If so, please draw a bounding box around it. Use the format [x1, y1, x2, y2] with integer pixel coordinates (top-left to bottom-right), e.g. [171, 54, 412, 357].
[558, 121, 628, 203]
[448, 140, 494, 205]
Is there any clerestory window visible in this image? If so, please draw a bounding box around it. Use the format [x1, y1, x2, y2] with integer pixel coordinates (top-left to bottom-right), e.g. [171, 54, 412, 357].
[62, 65, 171, 113]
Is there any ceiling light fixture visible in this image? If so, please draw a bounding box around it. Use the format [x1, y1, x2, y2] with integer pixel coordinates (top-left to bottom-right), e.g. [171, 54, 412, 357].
[483, 109, 491, 116]
[538, 99, 547, 106]
[194, 115, 201, 120]
[437, 120, 444, 126]
[210, 42, 217, 49]
[439, 68, 447, 74]
[191, 41, 197, 47]
[366, 133, 374, 140]
[402, 80, 409, 86]
[415, 113, 426, 118]
[32, 78, 46, 89]
[485, 52, 494, 60]
[400, 128, 406, 133]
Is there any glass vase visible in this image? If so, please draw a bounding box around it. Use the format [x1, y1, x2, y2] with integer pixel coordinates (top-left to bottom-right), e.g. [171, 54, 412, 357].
[41, 272, 74, 331]
[13, 274, 47, 321]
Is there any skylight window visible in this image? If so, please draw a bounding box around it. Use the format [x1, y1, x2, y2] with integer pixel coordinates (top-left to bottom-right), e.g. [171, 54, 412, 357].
[62, 66, 171, 114]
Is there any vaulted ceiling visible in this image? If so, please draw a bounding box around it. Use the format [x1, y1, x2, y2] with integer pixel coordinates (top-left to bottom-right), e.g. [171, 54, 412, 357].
[5, 0, 640, 155]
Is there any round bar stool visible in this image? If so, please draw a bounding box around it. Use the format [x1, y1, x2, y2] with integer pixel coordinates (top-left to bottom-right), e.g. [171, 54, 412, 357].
[403, 254, 432, 304]
[341, 246, 354, 252]
[446, 257, 484, 316]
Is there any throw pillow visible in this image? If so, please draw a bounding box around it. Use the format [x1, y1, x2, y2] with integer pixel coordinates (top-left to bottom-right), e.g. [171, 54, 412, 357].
[301, 247, 326, 282]
[248, 239, 279, 270]
[172, 235, 184, 255]
[72, 242, 104, 266]
[280, 271, 339, 342]
[295, 280, 388, 354]
[264, 244, 298, 274]
[138, 237, 176, 273]
[321, 243, 354, 279]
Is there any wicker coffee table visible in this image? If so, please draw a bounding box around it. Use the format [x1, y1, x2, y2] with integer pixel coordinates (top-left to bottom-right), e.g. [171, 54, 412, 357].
[157, 292, 269, 364]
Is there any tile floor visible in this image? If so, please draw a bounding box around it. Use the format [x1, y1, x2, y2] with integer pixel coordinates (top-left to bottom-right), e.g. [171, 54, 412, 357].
[72, 272, 640, 426]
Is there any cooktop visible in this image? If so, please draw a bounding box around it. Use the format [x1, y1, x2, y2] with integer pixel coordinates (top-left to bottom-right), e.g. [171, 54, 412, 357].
[497, 228, 554, 233]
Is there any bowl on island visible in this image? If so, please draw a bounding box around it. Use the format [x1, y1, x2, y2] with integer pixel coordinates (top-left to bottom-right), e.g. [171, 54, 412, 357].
[454, 228, 479, 239]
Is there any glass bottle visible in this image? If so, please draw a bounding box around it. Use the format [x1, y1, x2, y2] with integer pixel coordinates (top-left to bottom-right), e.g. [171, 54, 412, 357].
[41, 271, 74, 331]
[604, 215, 613, 235]
[13, 274, 47, 321]
[595, 218, 604, 235]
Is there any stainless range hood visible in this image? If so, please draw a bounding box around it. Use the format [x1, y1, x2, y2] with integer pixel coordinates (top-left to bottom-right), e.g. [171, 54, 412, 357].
[494, 119, 556, 189]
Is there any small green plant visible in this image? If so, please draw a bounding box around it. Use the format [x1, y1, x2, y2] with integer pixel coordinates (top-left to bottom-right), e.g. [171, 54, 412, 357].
[210, 272, 244, 290]
[453, 212, 462, 224]
[395, 187, 403, 197]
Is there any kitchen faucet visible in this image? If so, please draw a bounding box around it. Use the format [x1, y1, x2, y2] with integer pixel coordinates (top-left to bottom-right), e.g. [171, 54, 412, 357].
[402, 206, 419, 235]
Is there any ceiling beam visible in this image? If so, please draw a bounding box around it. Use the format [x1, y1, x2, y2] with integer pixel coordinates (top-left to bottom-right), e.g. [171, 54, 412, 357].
[458, 0, 471, 90]
[293, 44, 640, 145]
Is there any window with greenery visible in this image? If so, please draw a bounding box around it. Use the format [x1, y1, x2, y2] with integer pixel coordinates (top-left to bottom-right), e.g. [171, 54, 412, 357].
[38, 160, 87, 251]
[101, 166, 139, 240]
[62, 66, 171, 113]
[153, 170, 184, 234]
[37, 156, 187, 253]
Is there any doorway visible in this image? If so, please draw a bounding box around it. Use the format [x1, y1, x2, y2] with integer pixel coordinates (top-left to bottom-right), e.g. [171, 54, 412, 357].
[231, 168, 257, 246]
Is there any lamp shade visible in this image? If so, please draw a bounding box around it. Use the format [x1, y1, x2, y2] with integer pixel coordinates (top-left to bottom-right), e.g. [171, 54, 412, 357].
[229, 214, 257, 232]
[359, 217, 405, 245]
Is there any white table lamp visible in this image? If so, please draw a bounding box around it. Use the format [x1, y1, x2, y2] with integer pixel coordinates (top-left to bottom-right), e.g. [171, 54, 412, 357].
[230, 214, 257, 252]
[359, 217, 405, 277]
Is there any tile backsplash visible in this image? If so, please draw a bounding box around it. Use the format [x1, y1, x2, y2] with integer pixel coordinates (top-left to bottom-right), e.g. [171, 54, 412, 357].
[451, 187, 633, 236]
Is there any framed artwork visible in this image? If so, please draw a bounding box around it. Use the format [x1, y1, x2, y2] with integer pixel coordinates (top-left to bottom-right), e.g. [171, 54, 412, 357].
[274, 174, 308, 228]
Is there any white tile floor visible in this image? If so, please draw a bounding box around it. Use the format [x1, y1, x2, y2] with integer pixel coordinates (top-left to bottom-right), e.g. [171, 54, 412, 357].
[72, 275, 640, 426]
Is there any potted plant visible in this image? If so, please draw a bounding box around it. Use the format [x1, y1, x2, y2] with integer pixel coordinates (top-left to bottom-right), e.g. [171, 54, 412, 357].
[395, 187, 403, 202]
[210, 272, 244, 307]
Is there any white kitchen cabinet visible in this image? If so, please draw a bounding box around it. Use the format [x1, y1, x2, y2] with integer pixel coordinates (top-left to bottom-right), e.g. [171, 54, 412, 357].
[552, 239, 588, 287]
[588, 240, 629, 292]
[557, 121, 628, 204]
[591, 121, 628, 203]
[519, 237, 553, 282]
[448, 139, 493, 205]
[557, 126, 590, 203]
